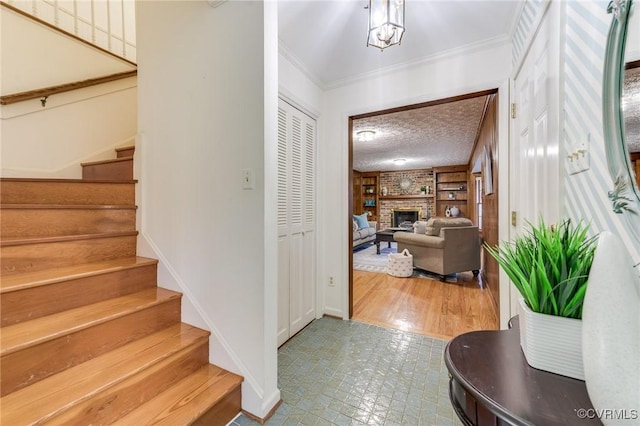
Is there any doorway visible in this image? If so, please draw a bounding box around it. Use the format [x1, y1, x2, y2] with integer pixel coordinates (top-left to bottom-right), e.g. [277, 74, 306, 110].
[348, 90, 500, 338]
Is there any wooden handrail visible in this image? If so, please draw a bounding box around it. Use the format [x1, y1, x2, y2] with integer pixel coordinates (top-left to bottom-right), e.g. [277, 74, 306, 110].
[0, 70, 137, 106]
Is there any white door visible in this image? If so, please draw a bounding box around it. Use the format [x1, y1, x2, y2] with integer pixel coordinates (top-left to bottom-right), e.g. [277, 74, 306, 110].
[277, 99, 316, 346]
[512, 5, 560, 234]
[511, 4, 560, 308]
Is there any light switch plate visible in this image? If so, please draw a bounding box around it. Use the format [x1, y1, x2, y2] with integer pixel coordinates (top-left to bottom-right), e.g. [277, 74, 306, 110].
[242, 168, 254, 189]
[568, 134, 590, 175]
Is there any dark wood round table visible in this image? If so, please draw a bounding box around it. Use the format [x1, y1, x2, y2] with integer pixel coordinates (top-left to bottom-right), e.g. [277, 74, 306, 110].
[444, 316, 601, 425]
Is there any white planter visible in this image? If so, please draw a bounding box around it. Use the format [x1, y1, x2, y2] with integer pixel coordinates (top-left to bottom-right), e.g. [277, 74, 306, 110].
[518, 298, 584, 380]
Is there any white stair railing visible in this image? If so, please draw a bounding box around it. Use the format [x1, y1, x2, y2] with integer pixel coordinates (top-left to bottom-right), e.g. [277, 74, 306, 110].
[8, 0, 136, 63]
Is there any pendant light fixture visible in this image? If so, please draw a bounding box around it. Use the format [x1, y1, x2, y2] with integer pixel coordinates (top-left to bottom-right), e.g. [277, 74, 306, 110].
[367, 0, 405, 50]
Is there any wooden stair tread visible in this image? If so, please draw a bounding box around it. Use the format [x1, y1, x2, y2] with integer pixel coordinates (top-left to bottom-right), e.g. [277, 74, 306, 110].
[115, 146, 135, 153]
[0, 203, 136, 209]
[0, 230, 138, 247]
[0, 177, 137, 184]
[0, 256, 157, 293]
[0, 287, 180, 356]
[81, 156, 133, 167]
[114, 364, 243, 425]
[0, 323, 209, 425]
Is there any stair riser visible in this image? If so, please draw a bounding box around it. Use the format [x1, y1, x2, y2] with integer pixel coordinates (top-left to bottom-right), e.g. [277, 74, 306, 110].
[82, 159, 133, 181]
[116, 147, 135, 158]
[0, 181, 135, 205]
[1, 208, 136, 238]
[1, 297, 181, 396]
[193, 385, 242, 426]
[1, 235, 137, 275]
[1, 263, 158, 326]
[50, 342, 209, 425]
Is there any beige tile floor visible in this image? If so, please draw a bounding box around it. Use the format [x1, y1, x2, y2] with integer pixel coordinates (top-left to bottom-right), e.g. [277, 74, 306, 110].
[232, 317, 464, 425]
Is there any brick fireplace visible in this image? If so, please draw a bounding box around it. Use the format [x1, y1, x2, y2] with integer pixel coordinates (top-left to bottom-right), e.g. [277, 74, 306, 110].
[391, 208, 421, 228]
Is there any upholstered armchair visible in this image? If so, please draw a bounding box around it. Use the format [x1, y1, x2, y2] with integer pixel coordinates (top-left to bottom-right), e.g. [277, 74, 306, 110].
[393, 217, 480, 279]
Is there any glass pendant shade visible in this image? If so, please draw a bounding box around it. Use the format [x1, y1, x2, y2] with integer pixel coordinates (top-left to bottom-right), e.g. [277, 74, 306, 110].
[357, 130, 376, 142]
[367, 0, 405, 50]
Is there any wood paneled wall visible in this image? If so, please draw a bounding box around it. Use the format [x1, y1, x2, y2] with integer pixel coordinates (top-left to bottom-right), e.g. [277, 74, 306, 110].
[468, 95, 500, 316]
[631, 153, 640, 189]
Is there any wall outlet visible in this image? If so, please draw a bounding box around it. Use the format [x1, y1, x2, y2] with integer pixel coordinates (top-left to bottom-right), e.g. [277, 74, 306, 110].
[329, 276, 334, 287]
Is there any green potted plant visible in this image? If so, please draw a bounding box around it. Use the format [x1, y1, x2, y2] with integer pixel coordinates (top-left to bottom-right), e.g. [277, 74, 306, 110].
[485, 218, 597, 379]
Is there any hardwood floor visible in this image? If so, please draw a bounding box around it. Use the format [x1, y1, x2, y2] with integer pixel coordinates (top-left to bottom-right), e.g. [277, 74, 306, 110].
[352, 269, 498, 340]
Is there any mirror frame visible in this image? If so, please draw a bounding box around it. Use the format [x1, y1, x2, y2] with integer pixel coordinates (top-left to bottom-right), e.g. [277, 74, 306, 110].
[603, 0, 640, 246]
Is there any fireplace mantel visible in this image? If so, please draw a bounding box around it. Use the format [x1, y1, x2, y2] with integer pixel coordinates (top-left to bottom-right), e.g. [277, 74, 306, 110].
[380, 195, 434, 200]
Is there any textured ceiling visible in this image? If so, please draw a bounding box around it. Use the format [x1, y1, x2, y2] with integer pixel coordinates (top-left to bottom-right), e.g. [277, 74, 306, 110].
[624, 66, 640, 154]
[352, 95, 488, 172]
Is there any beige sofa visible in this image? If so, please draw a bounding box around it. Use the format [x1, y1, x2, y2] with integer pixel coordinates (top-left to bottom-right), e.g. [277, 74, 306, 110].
[393, 217, 480, 279]
[353, 220, 378, 249]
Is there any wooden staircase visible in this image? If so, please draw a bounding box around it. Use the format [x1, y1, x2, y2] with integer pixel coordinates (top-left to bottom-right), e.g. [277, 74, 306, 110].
[0, 147, 243, 425]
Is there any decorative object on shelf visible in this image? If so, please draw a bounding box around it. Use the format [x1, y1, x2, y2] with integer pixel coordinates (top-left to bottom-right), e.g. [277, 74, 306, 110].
[582, 231, 640, 423]
[365, 186, 374, 194]
[381, 186, 388, 196]
[484, 218, 597, 380]
[364, 199, 376, 207]
[420, 185, 427, 195]
[444, 206, 451, 217]
[395, 174, 415, 194]
[450, 206, 460, 217]
[356, 129, 376, 142]
[426, 185, 431, 194]
[448, 192, 455, 199]
[366, 0, 405, 51]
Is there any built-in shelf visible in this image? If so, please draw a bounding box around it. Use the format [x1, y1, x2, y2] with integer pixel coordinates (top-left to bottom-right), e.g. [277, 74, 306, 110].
[380, 195, 434, 200]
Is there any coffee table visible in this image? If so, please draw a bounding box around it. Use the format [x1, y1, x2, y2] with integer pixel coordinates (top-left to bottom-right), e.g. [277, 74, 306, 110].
[374, 227, 412, 255]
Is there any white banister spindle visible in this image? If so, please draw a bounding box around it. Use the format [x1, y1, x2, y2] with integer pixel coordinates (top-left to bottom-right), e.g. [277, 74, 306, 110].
[9, 0, 135, 62]
[106, 0, 111, 51]
[120, 0, 125, 59]
[73, 0, 78, 38]
[53, 0, 59, 27]
[90, 0, 96, 44]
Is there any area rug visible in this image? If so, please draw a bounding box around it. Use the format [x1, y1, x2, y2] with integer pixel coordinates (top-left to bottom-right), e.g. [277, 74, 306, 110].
[353, 242, 457, 283]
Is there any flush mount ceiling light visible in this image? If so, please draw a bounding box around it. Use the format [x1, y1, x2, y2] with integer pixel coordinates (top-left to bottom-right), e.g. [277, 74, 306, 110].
[393, 158, 407, 165]
[356, 130, 376, 142]
[367, 0, 405, 50]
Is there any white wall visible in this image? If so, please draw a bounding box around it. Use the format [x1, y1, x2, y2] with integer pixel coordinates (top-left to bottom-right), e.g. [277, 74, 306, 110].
[562, 0, 640, 271]
[136, 0, 279, 418]
[0, 5, 135, 94]
[317, 42, 513, 319]
[0, 5, 137, 178]
[279, 53, 323, 117]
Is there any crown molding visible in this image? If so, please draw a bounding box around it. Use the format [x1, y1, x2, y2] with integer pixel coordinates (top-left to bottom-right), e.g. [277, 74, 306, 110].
[324, 34, 512, 91]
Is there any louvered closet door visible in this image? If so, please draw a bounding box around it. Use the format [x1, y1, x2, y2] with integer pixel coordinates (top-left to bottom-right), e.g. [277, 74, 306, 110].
[277, 99, 316, 346]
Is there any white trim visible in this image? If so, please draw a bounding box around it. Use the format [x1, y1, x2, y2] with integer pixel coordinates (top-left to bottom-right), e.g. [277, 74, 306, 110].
[138, 231, 265, 400]
[280, 33, 511, 91]
[279, 43, 325, 91]
[511, 0, 552, 79]
[327, 35, 512, 91]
